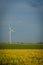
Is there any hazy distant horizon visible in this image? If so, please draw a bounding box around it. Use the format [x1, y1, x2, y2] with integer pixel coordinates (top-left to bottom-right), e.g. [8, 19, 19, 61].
[0, 0, 43, 43]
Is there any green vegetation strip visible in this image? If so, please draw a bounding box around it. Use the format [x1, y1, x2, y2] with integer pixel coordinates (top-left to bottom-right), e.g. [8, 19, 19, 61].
[0, 43, 43, 49]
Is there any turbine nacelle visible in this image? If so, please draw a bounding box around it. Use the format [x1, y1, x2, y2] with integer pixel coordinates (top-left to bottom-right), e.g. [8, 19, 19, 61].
[9, 28, 15, 32]
[9, 24, 15, 32]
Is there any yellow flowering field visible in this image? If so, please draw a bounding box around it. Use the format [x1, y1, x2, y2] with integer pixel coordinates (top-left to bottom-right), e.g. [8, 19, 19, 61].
[0, 49, 43, 65]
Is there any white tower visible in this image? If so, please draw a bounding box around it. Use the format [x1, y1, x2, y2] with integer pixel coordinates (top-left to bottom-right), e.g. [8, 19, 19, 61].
[9, 24, 15, 44]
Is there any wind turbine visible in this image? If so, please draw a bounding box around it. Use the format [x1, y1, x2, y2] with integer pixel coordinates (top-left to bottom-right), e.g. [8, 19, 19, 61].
[9, 24, 15, 44]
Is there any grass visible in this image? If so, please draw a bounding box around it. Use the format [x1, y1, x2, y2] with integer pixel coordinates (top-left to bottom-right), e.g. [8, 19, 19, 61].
[0, 42, 43, 49]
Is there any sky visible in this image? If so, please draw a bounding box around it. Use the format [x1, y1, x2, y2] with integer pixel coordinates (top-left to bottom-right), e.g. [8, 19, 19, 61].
[0, 0, 43, 43]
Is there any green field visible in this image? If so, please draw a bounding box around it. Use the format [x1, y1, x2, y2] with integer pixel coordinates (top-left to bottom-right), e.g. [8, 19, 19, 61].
[0, 43, 43, 49]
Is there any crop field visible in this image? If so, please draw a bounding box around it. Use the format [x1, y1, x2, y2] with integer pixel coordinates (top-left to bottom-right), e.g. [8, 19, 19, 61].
[0, 49, 43, 65]
[0, 43, 43, 49]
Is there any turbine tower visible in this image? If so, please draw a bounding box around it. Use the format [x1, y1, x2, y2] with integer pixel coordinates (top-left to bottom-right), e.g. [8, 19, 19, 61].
[9, 24, 15, 44]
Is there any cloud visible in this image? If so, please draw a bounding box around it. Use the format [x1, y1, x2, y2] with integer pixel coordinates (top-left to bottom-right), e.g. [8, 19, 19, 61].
[25, 0, 43, 7]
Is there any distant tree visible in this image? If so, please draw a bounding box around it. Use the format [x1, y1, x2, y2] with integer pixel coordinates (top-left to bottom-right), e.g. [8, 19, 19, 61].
[40, 42, 43, 44]
[21, 42, 24, 44]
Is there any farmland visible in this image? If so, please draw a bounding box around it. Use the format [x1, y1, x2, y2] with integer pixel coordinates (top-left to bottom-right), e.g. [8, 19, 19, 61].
[0, 43, 43, 65]
[0, 49, 43, 65]
[0, 43, 43, 49]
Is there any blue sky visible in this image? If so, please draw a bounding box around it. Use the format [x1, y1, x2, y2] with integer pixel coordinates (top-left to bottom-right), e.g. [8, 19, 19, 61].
[0, 0, 43, 42]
